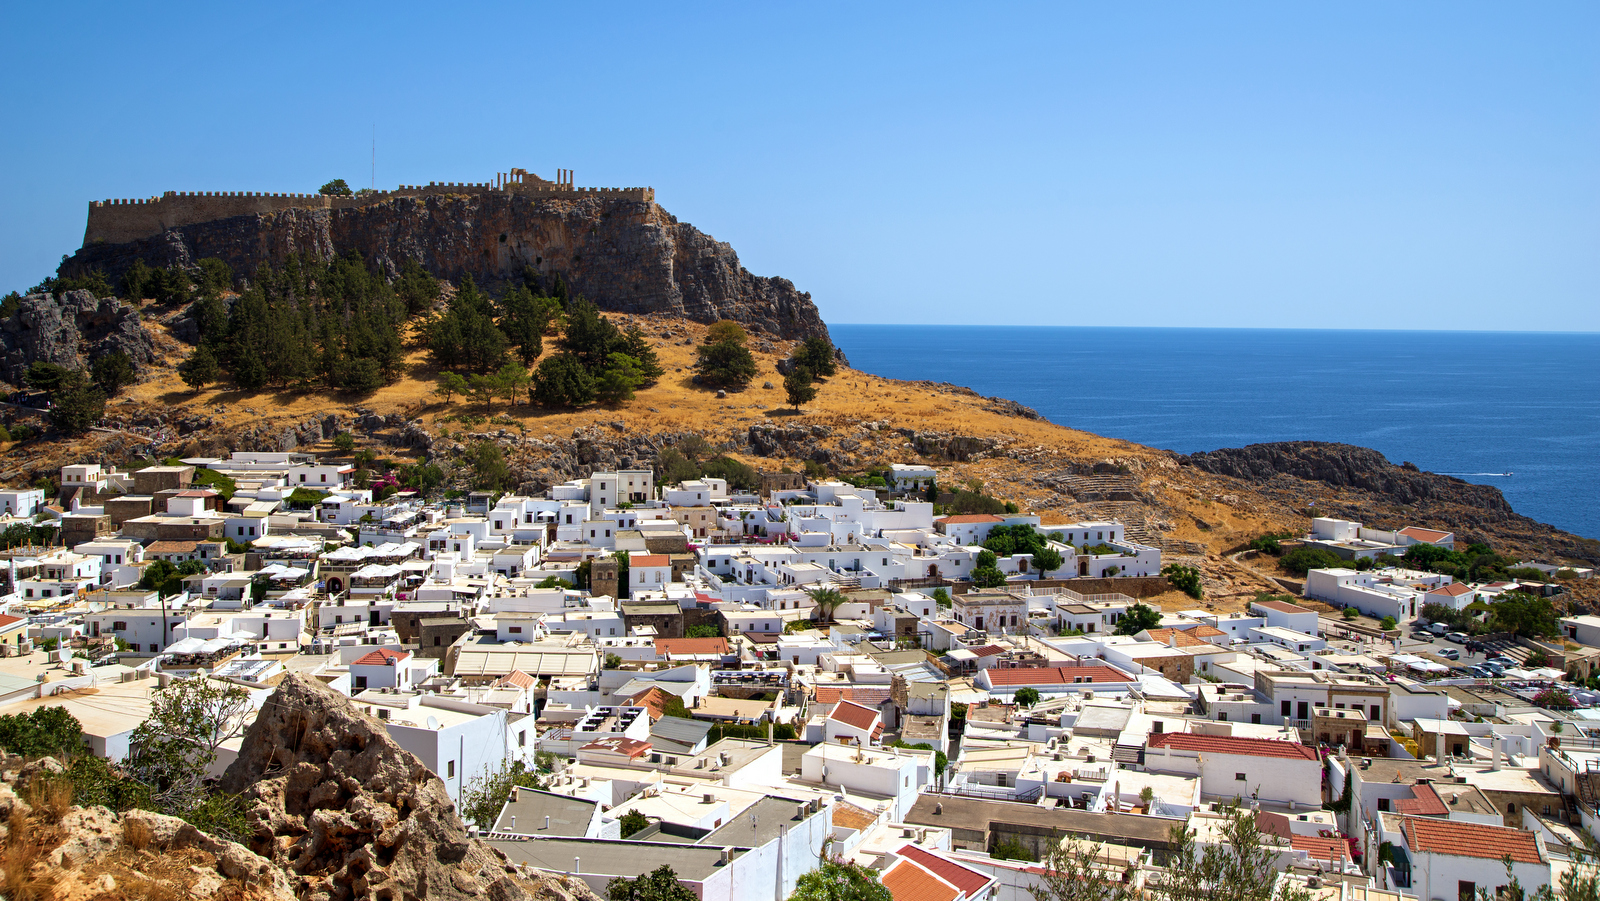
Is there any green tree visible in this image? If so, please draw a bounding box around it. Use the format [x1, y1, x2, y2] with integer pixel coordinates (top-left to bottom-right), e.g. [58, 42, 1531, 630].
[793, 336, 838, 378]
[467, 442, 513, 491]
[558, 296, 623, 372]
[1341, 607, 1359, 621]
[608, 866, 699, 901]
[1013, 687, 1040, 707]
[619, 809, 651, 838]
[497, 360, 531, 406]
[122, 258, 154, 301]
[596, 353, 646, 404]
[497, 284, 550, 365]
[1113, 602, 1163, 636]
[180, 346, 221, 392]
[1162, 563, 1204, 600]
[469, 371, 502, 411]
[395, 259, 442, 315]
[656, 448, 701, 486]
[0, 706, 85, 758]
[620, 326, 665, 384]
[532, 353, 596, 407]
[790, 859, 893, 901]
[1280, 546, 1345, 576]
[195, 258, 233, 298]
[459, 759, 543, 829]
[332, 432, 356, 453]
[1380, 616, 1398, 630]
[694, 333, 758, 391]
[1156, 805, 1314, 901]
[318, 178, 353, 196]
[126, 676, 252, 818]
[1029, 836, 1140, 901]
[705, 320, 747, 345]
[24, 361, 73, 393]
[809, 587, 846, 623]
[49, 374, 106, 435]
[1032, 546, 1064, 573]
[436, 371, 469, 402]
[1488, 591, 1559, 639]
[91, 351, 136, 396]
[426, 275, 510, 373]
[784, 365, 817, 410]
[971, 566, 1007, 588]
[686, 625, 722, 639]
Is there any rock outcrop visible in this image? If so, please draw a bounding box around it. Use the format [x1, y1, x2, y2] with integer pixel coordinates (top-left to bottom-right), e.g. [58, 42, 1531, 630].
[0, 289, 159, 385]
[1179, 441, 1513, 510]
[218, 673, 599, 901]
[62, 193, 831, 340]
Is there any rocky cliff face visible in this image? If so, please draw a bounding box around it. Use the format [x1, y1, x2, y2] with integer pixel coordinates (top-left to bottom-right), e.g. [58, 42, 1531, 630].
[219, 673, 599, 901]
[1180, 441, 1599, 564]
[0, 289, 159, 385]
[62, 194, 831, 340]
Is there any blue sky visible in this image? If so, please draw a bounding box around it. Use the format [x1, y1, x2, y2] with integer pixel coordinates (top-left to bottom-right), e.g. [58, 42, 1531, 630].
[2, 3, 1595, 330]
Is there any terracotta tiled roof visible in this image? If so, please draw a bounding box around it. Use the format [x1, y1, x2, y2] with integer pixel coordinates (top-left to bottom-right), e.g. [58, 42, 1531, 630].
[1143, 628, 1209, 648]
[1188, 624, 1227, 638]
[1393, 783, 1449, 817]
[882, 858, 961, 901]
[1146, 732, 1319, 762]
[352, 648, 409, 666]
[982, 665, 1133, 686]
[941, 515, 1003, 524]
[829, 699, 880, 731]
[814, 686, 892, 707]
[832, 802, 878, 831]
[655, 637, 729, 657]
[968, 645, 1006, 657]
[1427, 583, 1472, 597]
[145, 540, 200, 554]
[579, 737, 651, 758]
[625, 686, 675, 721]
[493, 669, 537, 690]
[1253, 600, 1311, 615]
[1400, 527, 1452, 543]
[1400, 815, 1542, 864]
[631, 554, 670, 567]
[1291, 834, 1352, 862]
[896, 845, 991, 896]
[0, 614, 24, 629]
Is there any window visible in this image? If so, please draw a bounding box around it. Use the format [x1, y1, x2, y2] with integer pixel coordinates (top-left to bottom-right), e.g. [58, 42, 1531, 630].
[1458, 882, 1475, 901]
[518, 731, 526, 747]
[377, 708, 390, 720]
[1377, 798, 1390, 812]
[509, 626, 522, 634]
[1235, 773, 1247, 781]
[1507, 803, 1517, 814]
[320, 474, 327, 482]
[1217, 712, 1228, 722]
[1281, 700, 1291, 716]
[447, 761, 455, 778]
[1370, 705, 1380, 720]
[113, 621, 127, 631]
[354, 676, 367, 689]
[1250, 713, 1262, 725]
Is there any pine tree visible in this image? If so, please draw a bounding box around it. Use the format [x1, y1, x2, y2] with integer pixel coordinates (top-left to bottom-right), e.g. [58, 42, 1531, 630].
[498, 285, 549, 365]
[784, 365, 817, 410]
[181, 346, 221, 392]
[532, 353, 595, 407]
[620, 325, 665, 384]
[557, 296, 622, 372]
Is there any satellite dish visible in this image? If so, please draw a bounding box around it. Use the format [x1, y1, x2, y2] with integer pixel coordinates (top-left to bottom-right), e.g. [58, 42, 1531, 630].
[426, 715, 440, 730]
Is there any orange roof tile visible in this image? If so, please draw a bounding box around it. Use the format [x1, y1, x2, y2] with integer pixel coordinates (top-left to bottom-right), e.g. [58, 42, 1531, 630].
[352, 648, 410, 666]
[941, 515, 1003, 524]
[1188, 624, 1227, 638]
[814, 686, 893, 706]
[493, 669, 537, 690]
[1393, 783, 1449, 817]
[1146, 732, 1319, 762]
[1427, 583, 1472, 597]
[1143, 628, 1209, 648]
[655, 637, 729, 657]
[579, 737, 651, 758]
[832, 802, 878, 832]
[829, 700, 880, 731]
[1253, 600, 1312, 615]
[1291, 834, 1352, 862]
[1400, 527, 1452, 543]
[625, 686, 675, 721]
[982, 665, 1133, 686]
[896, 846, 991, 897]
[1400, 815, 1542, 864]
[631, 554, 670, 567]
[882, 859, 961, 901]
[0, 614, 24, 629]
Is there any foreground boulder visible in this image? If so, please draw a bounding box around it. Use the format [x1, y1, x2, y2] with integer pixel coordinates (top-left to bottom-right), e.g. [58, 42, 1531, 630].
[219, 673, 598, 901]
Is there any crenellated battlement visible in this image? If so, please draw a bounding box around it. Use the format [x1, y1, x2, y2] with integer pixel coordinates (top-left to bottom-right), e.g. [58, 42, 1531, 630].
[83, 167, 654, 246]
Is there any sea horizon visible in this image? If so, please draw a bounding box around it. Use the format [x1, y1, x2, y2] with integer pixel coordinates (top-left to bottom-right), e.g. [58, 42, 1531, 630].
[831, 323, 1600, 542]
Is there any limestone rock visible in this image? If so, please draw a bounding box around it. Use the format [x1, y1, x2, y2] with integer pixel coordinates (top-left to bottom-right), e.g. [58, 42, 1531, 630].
[0, 289, 159, 386]
[63, 194, 831, 341]
[219, 673, 599, 901]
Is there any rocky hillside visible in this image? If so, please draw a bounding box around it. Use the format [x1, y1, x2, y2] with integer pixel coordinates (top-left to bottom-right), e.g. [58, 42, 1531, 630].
[60, 194, 831, 340]
[0, 676, 600, 901]
[0, 289, 160, 385]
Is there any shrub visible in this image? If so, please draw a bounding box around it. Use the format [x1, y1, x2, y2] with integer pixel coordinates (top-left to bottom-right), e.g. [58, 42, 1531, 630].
[1162, 563, 1204, 599]
[1280, 546, 1345, 576]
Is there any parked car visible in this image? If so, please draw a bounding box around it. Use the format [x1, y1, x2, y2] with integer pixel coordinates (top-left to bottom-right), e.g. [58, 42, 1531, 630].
[1487, 655, 1518, 668]
[1438, 648, 1461, 660]
[1445, 632, 1469, 644]
[1413, 634, 1435, 643]
[1467, 664, 1494, 677]
[1428, 623, 1449, 636]
[1481, 662, 1506, 675]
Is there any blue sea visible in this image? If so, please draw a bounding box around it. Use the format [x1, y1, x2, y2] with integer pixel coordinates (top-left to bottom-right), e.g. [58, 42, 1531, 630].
[830, 325, 1600, 541]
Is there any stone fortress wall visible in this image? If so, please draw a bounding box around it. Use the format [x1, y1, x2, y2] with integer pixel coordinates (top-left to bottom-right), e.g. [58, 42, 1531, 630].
[83, 167, 655, 246]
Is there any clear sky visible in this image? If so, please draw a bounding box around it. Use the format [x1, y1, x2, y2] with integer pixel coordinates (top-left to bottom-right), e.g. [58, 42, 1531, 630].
[2, 3, 1595, 330]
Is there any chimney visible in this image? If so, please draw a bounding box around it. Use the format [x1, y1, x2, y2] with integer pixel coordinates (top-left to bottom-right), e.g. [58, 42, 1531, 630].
[1167, 631, 1177, 649]
[1113, 780, 1121, 813]
[1490, 733, 1502, 771]
[544, 815, 550, 830]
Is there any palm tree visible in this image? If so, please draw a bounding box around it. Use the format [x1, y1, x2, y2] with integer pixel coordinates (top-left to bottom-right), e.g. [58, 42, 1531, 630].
[808, 587, 846, 625]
